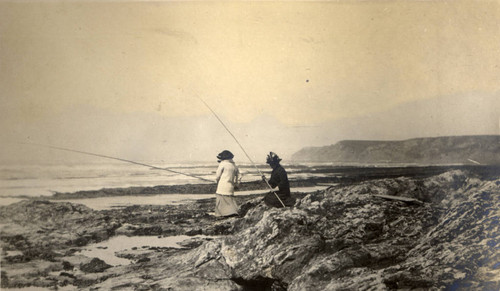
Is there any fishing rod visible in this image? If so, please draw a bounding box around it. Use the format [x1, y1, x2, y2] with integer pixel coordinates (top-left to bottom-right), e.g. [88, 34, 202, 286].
[197, 96, 286, 207]
[18, 142, 214, 183]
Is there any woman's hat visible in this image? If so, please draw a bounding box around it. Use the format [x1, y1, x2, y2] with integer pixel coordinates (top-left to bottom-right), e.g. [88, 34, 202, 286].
[217, 150, 234, 161]
[266, 152, 282, 164]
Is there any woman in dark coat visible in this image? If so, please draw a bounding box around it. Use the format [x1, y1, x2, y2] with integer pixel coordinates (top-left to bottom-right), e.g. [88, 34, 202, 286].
[262, 152, 295, 208]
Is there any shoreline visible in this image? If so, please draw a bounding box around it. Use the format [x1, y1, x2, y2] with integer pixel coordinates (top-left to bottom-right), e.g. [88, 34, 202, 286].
[4, 164, 498, 201]
[1, 166, 499, 290]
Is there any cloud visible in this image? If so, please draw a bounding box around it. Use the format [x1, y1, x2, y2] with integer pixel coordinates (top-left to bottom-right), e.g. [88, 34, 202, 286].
[1, 1, 499, 165]
[2, 92, 498, 164]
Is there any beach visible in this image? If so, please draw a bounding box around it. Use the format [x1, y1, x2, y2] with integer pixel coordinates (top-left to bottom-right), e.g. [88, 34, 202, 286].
[0, 161, 339, 202]
[1, 165, 499, 290]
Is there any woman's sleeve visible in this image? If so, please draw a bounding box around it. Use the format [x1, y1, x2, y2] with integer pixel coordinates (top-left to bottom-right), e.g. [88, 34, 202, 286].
[268, 171, 279, 188]
[215, 164, 224, 182]
[235, 167, 242, 183]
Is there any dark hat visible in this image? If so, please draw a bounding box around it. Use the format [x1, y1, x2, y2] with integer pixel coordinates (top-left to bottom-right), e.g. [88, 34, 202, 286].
[217, 150, 234, 161]
[266, 152, 282, 164]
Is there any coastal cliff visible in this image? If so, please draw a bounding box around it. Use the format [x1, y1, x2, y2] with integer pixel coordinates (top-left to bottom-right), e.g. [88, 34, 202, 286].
[291, 135, 500, 165]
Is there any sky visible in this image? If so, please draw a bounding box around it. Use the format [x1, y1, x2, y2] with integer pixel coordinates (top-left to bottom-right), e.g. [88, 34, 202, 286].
[1, 0, 499, 164]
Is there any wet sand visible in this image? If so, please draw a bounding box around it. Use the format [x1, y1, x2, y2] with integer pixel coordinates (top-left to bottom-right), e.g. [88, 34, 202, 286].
[53, 186, 328, 210]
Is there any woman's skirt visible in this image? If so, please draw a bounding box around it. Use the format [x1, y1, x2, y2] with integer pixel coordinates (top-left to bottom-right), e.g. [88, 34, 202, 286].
[264, 191, 295, 208]
[215, 194, 239, 217]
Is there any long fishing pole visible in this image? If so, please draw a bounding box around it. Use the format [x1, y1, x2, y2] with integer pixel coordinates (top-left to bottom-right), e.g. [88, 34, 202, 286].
[18, 142, 214, 183]
[197, 97, 286, 207]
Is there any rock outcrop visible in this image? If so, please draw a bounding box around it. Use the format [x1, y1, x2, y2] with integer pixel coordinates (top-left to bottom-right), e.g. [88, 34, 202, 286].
[90, 170, 499, 290]
[0, 200, 120, 251]
[1, 169, 498, 290]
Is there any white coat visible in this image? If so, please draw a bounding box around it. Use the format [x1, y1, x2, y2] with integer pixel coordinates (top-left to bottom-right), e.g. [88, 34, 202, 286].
[215, 159, 241, 195]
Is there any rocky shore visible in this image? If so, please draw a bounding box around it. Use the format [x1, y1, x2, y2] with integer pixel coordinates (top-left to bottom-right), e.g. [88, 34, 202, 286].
[1, 167, 499, 290]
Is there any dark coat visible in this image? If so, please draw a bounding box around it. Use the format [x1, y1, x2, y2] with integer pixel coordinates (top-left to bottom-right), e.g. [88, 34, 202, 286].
[264, 165, 295, 208]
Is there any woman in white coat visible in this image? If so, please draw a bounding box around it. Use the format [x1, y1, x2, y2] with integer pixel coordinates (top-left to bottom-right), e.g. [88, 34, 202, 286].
[214, 150, 241, 217]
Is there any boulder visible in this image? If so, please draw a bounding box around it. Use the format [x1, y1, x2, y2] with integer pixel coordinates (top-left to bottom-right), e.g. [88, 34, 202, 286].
[80, 258, 112, 273]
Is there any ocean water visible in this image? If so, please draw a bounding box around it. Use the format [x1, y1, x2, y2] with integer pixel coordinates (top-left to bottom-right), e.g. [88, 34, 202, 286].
[0, 161, 218, 198]
[0, 161, 331, 207]
[78, 235, 210, 266]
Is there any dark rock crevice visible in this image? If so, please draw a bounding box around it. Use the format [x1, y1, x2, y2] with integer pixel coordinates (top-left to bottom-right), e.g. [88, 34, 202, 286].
[232, 276, 288, 291]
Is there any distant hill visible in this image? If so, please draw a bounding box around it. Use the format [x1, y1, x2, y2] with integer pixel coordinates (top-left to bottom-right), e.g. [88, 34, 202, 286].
[291, 135, 500, 165]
